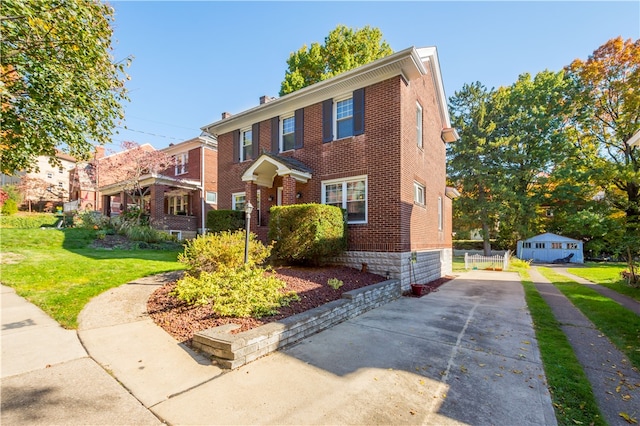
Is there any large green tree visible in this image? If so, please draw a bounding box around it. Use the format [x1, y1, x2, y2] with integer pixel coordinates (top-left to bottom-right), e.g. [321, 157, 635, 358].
[279, 25, 392, 96]
[1, 0, 130, 175]
[448, 82, 502, 255]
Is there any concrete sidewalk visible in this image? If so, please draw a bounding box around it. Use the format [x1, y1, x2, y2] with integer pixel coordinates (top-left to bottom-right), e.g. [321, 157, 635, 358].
[77, 270, 556, 425]
[0, 285, 161, 425]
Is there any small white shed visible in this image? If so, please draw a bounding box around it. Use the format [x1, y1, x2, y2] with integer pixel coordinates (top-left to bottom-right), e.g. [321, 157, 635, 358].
[517, 232, 584, 264]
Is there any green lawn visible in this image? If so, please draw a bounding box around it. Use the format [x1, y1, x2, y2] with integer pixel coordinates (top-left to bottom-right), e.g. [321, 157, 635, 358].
[568, 262, 640, 302]
[0, 228, 183, 328]
[518, 269, 604, 426]
[538, 267, 640, 370]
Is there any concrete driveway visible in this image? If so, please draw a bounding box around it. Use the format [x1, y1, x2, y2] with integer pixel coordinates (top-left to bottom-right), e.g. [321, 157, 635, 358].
[148, 270, 556, 425]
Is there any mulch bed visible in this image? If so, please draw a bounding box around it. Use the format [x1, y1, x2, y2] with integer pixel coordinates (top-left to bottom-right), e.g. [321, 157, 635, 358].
[147, 265, 386, 345]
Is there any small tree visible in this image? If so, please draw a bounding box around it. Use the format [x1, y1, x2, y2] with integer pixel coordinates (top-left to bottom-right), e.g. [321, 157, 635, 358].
[98, 141, 175, 225]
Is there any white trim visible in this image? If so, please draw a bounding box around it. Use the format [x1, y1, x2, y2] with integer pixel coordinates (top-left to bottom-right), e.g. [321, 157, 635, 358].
[321, 175, 367, 224]
[334, 94, 354, 140]
[413, 181, 425, 206]
[232, 192, 246, 211]
[438, 196, 443, 231]
[174, 152, 188, 175]
[241, 154, 312, 187]
[169, 230, 182, 241]
[280, 113, 295, 152]
[627, 130, 640, 147]
[205, 191, 217, 204]
[240, 127, 252, 162]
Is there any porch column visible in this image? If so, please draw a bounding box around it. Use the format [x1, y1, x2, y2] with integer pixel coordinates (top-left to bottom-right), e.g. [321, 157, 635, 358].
[120, 191, 127, 213]
[282, 175, 297, 206]
[149, 185, 165, 228]
[244, 181, 258, 230]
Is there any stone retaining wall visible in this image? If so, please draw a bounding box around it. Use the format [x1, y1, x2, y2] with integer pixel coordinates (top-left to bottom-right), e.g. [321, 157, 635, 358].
[192, 279, 401, 369]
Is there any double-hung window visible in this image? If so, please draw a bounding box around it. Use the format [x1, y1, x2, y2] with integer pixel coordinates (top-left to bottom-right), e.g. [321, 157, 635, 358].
[335, 97, 354, 139]
[175, 153, 188, 175]
[281, 115, 295, 152]
[414, 182, 425, 206]
[232, 192, 246, 211]
[322, 176, 367, 224]
[416, 102, 423, 148]
[240, 129, 252, 162]
[167, 194, 188, 215]
[205, 191, 217, 204]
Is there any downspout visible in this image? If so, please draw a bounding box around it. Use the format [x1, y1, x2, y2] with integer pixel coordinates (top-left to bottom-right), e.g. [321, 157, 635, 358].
[201, 143, 206, 233]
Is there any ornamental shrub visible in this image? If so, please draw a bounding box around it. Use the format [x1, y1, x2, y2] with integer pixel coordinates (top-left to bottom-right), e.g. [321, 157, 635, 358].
[206, 209, 245, 233]
[171, 265, 299, 318]
[0, 212, 58, 228]
[268, 203, 347, 265]
[178, 230, 270, 277]
[1, 199, 18, 215]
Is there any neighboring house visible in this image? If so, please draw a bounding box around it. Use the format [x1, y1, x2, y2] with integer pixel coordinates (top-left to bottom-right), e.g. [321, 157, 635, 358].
[517, 232, 584, 263]
[95, 135, 218, 240]
[69, 147, 106, 212]
[1, 151, 76, 210]
[201, 46, 459, 287]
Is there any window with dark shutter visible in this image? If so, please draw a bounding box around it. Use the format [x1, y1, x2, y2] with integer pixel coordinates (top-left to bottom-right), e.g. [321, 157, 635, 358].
[294, 108, 304, 149]
[353, 88, 365, 136]
[271, 117, 279, 153]
[232, 129, 240, 163]
[322, 99, 333, 143]
[252, 123, 260, 159]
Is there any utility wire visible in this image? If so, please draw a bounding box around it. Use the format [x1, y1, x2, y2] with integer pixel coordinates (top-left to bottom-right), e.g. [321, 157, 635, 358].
[115, 126, 183, 141]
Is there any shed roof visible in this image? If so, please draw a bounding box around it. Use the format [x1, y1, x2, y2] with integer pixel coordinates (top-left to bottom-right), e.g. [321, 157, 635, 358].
[522, 232, 581, 243]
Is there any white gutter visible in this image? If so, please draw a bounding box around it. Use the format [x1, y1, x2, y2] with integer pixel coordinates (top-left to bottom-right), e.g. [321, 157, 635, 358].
[201, 142, 206, 233]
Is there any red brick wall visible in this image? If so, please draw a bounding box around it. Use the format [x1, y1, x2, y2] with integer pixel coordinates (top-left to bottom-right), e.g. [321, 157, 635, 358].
[217, 73, 450, 252]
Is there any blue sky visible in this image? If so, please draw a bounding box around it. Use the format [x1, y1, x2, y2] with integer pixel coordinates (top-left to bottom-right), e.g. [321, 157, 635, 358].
[108, 1, 640, 151]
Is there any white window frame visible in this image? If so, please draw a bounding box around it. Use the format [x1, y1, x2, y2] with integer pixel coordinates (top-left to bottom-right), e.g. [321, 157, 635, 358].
[240, 128, 252, 162]
[321, 175, 367, 224]
[280, 114, 295, 152]
[175, 152, 188, 175]
[57, 181, 64, 189]
[277, 187, 283, 206]
[551, 242, 562, 249]
[523, 242, 532, 248]
[334, 95, 354, 140]
[167, 194, 189, 215]
[46, 172, 53, 179]
[205, 191, 217, 204]
[416, 102, 423, 148]
[232, 192, 246, 211]
[414, 182, 425, 206]
[438, 196, 443, 231]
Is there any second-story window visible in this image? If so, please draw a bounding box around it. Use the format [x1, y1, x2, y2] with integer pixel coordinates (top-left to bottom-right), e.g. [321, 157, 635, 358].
[175, 153, 188, 175]
[241, 129, 252, 162]
[281, 115, 295, 151]
[335, 97, 354, 139]
[416, 102, 423, 148]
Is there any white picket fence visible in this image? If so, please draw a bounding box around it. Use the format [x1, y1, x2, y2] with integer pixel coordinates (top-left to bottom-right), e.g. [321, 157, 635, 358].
[464, 252, 510, 271]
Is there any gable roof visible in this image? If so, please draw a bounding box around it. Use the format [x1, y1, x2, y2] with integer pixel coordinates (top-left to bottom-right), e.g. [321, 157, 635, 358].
[201, 46, 454, 137]
[523, 232, 581, 243]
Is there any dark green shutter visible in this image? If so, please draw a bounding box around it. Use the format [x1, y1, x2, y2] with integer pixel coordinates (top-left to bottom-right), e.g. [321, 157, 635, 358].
[252, 123, 260, 159]
[232, 129, 240, 163]
[294, 108, 304, 149]
[353, 88, 365, 136]
[271, 117, 279, 153]
[322, 99, 333, 143]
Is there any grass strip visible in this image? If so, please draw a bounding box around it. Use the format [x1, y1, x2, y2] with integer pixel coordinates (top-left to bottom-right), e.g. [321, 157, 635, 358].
[568, 262, 640, 302]
[518, 270, 605, 426]
[1, 228, 183, 329]
[538, 267, 640, 370]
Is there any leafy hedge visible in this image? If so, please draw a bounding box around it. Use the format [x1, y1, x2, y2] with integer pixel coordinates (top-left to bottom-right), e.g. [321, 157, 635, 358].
[206, 209, 245, 233]
[0, 213, 59, 228]
[268, 203, 347, 265]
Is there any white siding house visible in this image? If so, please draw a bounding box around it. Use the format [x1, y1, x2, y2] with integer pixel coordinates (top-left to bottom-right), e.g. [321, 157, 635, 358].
[517, 232, 584, 263]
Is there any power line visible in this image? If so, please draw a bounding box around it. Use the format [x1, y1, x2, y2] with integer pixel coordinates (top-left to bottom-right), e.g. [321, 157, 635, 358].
[115, 126, 183, 141]
[126, 115, 198, 131]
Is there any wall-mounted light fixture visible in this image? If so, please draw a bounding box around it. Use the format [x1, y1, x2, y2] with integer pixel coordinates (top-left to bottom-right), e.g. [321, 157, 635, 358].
[268, 195, 274, 202]
[296, 192, 302, 199]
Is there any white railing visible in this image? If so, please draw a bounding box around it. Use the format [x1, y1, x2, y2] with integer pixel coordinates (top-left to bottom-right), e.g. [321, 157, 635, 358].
[465, 252, 510, 271]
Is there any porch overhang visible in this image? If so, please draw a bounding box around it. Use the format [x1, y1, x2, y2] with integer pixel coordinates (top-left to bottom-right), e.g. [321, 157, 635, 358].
[98, 174, 201, 196]
[241, 153, 312, 188]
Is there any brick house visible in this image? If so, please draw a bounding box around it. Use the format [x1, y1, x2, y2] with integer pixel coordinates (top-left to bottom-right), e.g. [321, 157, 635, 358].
[90, 135, 217, 239]
[201, 46, 459, 286]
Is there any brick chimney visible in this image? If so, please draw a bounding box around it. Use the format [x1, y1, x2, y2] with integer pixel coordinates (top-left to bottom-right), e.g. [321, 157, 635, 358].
[94, 146, 105, 159]
[260, 95, 276, 105]
[222, 112, 232, 119]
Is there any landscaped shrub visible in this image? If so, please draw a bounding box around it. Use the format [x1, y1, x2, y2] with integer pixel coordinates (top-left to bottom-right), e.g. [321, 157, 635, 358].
[171, 265, 299, 318]
[76, 210, 110, 230]
[1, 198, 18, 215]
[268, 203, 347, 265]
[0, 212, 59, 228]
[206, 210, 245, 233]
[178, 230, 270, 276]
[124, 225, 174, 243]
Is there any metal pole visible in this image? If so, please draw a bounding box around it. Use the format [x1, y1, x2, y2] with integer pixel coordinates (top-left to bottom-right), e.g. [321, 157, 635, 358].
[244, 201, 253, 264]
